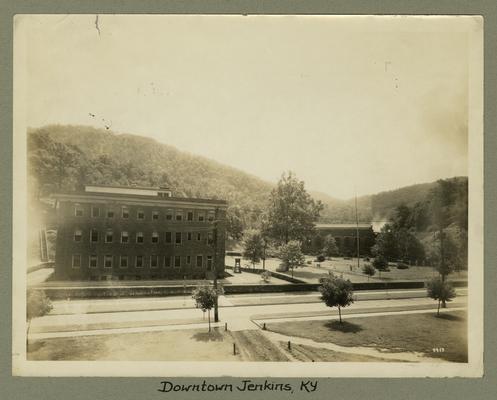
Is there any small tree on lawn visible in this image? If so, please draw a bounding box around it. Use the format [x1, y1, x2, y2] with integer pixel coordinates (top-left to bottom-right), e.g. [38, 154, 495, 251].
[242, 229, 264, 269]
[261, 270, 271, 283]
[322, 234, 339, 258]
[26, 290, 52, 345]
[373, 254, 389, 278]
[362, 263, 376, 282]
[279, 240, 306, 278]
[192, 285, 222, 332]
[427, 278, 456, 316]
[319, 277, 354, 323]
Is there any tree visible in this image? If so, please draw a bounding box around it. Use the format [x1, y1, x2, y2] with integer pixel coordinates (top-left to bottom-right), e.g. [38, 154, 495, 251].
[278, 240, 306, 277]
[313, 235, 324, 256]
[362, 264, 376, 281]
[373, 255, 388, 278]
[226, 205, 245, 241]
[319, 277, 354, 323]
[192, 285, 223, 332]
[26, 290, 52, 345]
[322, 234, 339, 257]
[372, 224, 399, 261]
[426, 278, 456, 316]
[242, 229, 264, 268]
[266, 172, 323, 244]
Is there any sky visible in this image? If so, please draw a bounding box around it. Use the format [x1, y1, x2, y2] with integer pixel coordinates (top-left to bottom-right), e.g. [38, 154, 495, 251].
[16, 15, 471, 199]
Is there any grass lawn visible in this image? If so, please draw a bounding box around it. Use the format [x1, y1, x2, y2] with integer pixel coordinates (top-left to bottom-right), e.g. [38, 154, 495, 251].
[28, 327, 243, 361]
[226, 256, 467, 284]
[267, 311, 467, 362]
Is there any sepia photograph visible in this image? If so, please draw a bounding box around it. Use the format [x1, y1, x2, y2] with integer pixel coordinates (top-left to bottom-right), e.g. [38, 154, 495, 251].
[12, 14, 483, 377]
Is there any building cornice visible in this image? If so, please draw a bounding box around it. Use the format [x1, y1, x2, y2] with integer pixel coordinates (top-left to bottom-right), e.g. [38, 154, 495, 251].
[52, 192, 228, 209]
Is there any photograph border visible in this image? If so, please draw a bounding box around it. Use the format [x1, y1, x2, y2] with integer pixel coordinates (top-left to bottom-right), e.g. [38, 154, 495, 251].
[1, 0, 496, 399]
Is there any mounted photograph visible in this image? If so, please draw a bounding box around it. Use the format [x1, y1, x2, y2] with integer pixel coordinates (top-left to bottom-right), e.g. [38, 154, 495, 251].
[12, 14, 483, 377]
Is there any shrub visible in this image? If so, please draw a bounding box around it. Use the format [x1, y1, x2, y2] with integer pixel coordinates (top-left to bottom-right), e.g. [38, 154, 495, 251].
[260, 270, 271, 283]
[27, 290, 52, 321]
[316, 255, 326, 262]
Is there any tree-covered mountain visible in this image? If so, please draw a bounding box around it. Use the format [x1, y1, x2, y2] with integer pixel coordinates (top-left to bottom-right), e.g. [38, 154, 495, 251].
[27, 124, 467, 236]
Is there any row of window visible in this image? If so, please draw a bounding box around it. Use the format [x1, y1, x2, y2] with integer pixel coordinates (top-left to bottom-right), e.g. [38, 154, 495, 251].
[75, 204, 215, 222]
[74, 230, 214, 245]
[72, 254, 213, 269]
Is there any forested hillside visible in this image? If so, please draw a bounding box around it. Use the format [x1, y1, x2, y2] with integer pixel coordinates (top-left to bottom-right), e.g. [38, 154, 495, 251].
[27, 124, 467, 238]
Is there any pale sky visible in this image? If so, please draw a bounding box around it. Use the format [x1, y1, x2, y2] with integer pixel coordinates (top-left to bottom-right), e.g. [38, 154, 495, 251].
[16, 15, 471, 199]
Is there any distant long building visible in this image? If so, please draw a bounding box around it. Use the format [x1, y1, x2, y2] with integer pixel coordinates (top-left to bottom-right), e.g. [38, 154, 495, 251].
[52, 184, 227, 281]
[315, 223, 376, 256]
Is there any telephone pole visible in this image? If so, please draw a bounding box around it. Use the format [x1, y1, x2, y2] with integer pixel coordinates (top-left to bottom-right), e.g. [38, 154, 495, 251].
[213, 207, 219, 322]
[355, 193, 360, 270]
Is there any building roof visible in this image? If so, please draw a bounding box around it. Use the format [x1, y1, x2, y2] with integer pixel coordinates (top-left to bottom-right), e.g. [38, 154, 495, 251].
[84, 183, 170, 191]
[52, 191, 228, 207]
[316, 223, 373, 230]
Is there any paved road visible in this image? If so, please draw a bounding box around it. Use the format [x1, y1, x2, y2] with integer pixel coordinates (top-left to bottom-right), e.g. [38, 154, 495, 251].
[49, 288, 467, 315]
[30, 294, 467, 338]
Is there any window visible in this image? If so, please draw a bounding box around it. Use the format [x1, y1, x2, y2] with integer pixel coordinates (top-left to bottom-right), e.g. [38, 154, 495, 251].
[72, 254, 81, 268]
[90, 229, 99, 243]
[166, 209, 173, 220]
[186, 255, 191, 265]
[187, 211, 194, 221]
[196, 255, 203, 268]
[107, 209, 115, 218]
[164, 256, 172, 268]
[207, 232, 214, 245]
[165, 232, 172, 244]
[135, 255, 143, 268]
[104, 255, 113, 268]
[74, 229, 82, 242]
[120, 256, 128, 268]
[150, 255, 158, 268]
[207, 256, 213, 271]
[89, 255, 98, 268]
[75, 204, 83, 217]
[105, 229, 113, 243]
[207, 211, 215, 222]
[136, 232, 144, 244]
[122, 206, 129, 219]
[121, 231, 129, 243]
[187, 232, 192, 241]
[137, 210, 145, 220]
[152, 211, 159, 220]
[151, 231, 159, 243]
[175, 210, 183, 221]
[175, 232, 182, 245]
[174, 256, 181, 268]
[198, 212, 205, 222]
[197, 233, 202, 241]
[91, 206, 100, 218]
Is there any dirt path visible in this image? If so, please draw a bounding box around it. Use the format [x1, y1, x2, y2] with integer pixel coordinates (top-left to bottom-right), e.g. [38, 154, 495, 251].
[260, 330, 444, 363]
[231, 330, 293, 361]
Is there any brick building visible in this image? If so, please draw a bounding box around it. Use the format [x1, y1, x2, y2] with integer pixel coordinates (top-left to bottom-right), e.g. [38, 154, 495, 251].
[315, 223, 376, 256]
[52, 185, 227, 281]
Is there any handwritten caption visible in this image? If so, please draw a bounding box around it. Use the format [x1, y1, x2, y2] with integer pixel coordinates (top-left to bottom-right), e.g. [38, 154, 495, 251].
[158, 380, 318, 394]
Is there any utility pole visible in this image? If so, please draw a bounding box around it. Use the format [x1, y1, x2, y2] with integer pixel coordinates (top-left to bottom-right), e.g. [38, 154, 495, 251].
[355, 193, 360, 270]
[213, 207, 219, 322]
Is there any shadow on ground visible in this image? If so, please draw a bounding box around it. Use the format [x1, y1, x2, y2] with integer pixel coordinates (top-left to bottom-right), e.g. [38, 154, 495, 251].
[435, 313, 464, 321]
[191, 328, 224, 342]
[324, 320, 363, 333]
